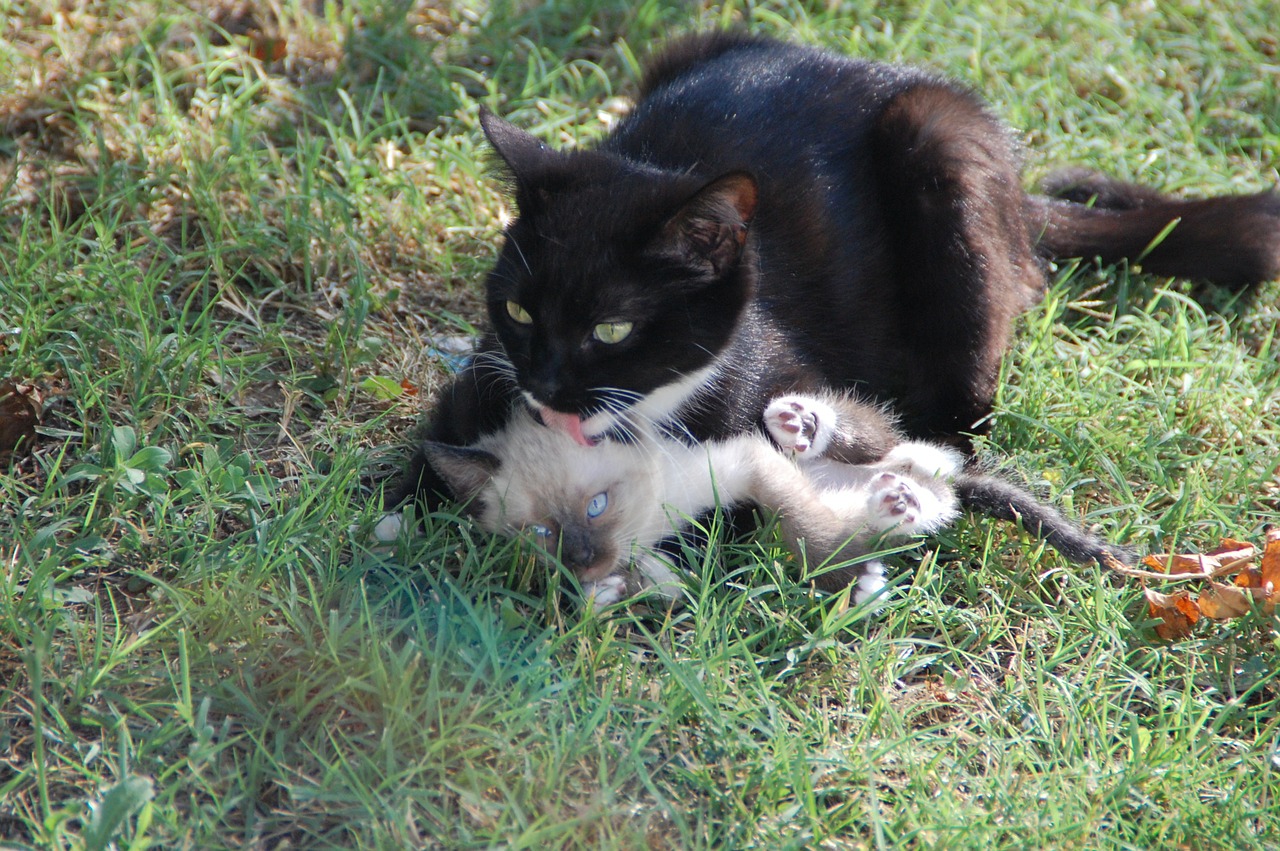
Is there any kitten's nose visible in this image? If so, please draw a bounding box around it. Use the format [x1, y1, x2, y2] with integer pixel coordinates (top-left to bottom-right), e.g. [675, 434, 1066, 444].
[558, 526, 594, 570]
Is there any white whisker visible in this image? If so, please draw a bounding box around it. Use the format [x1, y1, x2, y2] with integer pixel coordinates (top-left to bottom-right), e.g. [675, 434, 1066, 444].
[507, 234, 534, 277]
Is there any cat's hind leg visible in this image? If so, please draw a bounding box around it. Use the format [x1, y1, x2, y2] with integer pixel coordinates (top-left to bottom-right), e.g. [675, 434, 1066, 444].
[881, 441, 965, 479]
[866, 470, 958, 536]
[871, 81, 1046, 439]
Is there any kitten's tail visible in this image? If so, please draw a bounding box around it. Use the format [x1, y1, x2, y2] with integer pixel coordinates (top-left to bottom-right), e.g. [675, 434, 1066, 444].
[1029, 170, 1280, 287]
[954, 473, 1136, 566]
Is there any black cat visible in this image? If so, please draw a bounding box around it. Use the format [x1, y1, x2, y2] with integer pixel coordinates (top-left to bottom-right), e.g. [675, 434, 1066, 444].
[390, 31, 1279, 511]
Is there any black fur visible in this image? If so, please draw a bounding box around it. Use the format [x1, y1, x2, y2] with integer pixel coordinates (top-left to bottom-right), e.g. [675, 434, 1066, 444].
[390, 32, 1279, 514]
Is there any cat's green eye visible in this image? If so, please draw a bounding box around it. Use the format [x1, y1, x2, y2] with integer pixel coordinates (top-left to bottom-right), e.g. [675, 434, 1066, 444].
[592, 321, 633, 345]
[506, 301, 533, 325]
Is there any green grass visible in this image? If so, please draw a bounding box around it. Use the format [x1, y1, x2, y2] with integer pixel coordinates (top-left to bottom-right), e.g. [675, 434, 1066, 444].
[2, 0, 1278, 847]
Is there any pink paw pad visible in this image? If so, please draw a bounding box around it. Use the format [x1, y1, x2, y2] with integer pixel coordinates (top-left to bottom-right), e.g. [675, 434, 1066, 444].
[872, 473, 920, 524]
[766, 400, 819, 454]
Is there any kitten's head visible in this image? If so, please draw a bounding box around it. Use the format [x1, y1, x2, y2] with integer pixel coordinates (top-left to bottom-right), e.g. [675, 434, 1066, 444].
[422, 412, 663, 583]
[479, 110, 759, 445]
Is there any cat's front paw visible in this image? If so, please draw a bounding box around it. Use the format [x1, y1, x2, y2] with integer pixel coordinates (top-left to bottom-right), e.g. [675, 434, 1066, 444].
[764, 394, 836, 458]
[582, 573, 629, 607]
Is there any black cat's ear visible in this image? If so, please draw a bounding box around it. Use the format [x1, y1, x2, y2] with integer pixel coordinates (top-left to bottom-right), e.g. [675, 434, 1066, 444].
[480, 107, 558, 182]
[421, 441, 500, 504]
[651, 172, 759, 277]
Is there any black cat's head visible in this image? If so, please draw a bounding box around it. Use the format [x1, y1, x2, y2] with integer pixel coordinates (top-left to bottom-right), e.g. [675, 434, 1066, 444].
[479, 110, 758, 445]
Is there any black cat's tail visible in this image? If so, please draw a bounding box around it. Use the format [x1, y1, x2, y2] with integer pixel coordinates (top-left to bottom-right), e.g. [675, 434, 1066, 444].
[1029, 170, 1280, 287]
[955, 473, 1136, 566]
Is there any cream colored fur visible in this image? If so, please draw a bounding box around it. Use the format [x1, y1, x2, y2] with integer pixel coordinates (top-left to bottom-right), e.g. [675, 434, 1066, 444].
[394, 393, 965, 608]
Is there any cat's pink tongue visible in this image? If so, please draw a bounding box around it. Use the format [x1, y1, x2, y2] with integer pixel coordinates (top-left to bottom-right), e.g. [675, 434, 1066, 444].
[539, 407, 595, 447]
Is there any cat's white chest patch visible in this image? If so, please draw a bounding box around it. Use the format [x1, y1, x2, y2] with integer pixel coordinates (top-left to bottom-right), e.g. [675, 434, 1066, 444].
[579, 363, 720, 439]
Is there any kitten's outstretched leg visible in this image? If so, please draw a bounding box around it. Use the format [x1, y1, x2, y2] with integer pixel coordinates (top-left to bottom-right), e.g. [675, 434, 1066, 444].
[632, 552, 686, 601]
[347, 512, 405, 551]
[865, 444, 963, 536]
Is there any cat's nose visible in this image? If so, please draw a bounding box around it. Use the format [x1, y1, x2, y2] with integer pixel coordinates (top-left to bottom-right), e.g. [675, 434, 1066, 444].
[558, 526, 594, 570]
[525, 343, 564, 403]
[524, 373, 560, 404]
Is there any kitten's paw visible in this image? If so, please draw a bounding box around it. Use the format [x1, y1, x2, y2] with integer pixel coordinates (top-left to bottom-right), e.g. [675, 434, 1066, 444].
[853, 561, 888, 606]
[634, 554, 686, 603]
[883, 442, 964, 479]
[371, 512, 405, 543]
[764, 394, 836, 458]
[582, 574, 629, 607]
[349, 512, 406, 549]
[868, 472, 924, 532]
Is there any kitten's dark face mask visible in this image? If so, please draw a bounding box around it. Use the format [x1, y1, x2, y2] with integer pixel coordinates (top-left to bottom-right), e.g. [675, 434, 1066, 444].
[479, 111, 758, 445]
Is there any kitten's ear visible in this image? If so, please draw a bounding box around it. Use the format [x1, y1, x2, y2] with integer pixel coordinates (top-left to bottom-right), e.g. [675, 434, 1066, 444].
[480, 108, 558, 182]
[421, 441, 500, 503]
[651, 172, 759, 277]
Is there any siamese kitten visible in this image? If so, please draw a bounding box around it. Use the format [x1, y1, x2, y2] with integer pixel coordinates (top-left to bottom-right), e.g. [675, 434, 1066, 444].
[385, 392, 1124, 606]
[390, 32, 1279, 512]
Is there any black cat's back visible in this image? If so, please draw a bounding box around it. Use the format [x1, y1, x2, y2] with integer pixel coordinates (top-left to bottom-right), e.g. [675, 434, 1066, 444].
[609, 34, 1040, 434]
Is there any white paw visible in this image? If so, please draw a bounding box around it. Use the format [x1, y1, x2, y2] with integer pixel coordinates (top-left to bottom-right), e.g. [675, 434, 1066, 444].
[867, 472, 925, 533]
[371, 512, 405, 543]
[853, 561, 887, 606]
[883, 442, 964, 479]
[633, 554, 686, 601]
[350, 512, 406, 547]
[764, 394, 835, 458]
[582, 574, 629, 607]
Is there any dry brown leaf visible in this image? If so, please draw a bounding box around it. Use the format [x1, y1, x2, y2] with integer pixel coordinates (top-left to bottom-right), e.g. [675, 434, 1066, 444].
[1135, 534, 1280, 640]
[1196, 582, 1253, 620]
[1214, 538, 1255, 554]
[1145, 587, 1199, 640]
[1235, 566, 1264, 589]
[0, 380, 42, 459]
[1217, 532, 1278, 615]
[1142, 543, 1256, 579]
[1260, 528, 1280, 598]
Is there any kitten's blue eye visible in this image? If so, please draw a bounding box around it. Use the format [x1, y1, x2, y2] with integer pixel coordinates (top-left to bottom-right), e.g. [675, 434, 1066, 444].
[586, 492, 608, 519]
[592, 321, 633, 344]
[506, 300, 533, 325]
[529, 524, 553, 539]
